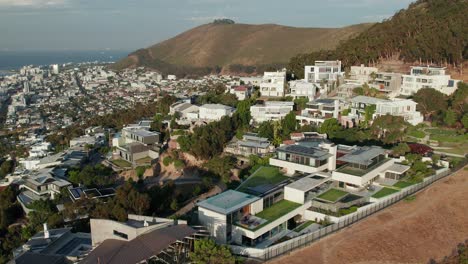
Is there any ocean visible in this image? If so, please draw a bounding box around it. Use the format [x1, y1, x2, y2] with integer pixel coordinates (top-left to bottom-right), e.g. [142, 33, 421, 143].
[0, 50, 130, 73]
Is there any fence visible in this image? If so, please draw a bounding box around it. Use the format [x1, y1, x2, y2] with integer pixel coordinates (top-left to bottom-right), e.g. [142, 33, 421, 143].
[234, 159, 467, 262]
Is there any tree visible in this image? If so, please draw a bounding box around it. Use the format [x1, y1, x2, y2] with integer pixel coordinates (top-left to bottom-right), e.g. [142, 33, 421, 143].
[257, 121, 274, 141]
[236, 100, 251, 127]
[370, 115, 408, 144]
[391, 143, 410, 157]
[281, 111, 297, 137]
[294, 97, 309, 111]
[204, 156, 235, 183]
[413, 88, 448, 120]
[443, 109, 457, 126]
[114, 182, 150, 216]
[0, 160, 14, 179]
[462, 114, 468, 129]
[190, 238, 235, 264]
[318, 118, 342, 137]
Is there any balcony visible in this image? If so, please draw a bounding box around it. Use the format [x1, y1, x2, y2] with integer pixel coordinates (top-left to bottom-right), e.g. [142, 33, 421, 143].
[336, 158, 391, 177]
[235, 200, 301, 231]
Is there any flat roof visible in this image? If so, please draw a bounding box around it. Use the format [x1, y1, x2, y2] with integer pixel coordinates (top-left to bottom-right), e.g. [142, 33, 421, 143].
[197, 190, 260, 215]
[286, 174, 331, 192]
[386, 163, 410, 174]
[239, 140, 270, 149]
[337, 146, 385, 165]
[277, 145, 332, 160]
[130, 129, 159, 137]
[351, 96, 388, 105]
[200, 103, 234, 110]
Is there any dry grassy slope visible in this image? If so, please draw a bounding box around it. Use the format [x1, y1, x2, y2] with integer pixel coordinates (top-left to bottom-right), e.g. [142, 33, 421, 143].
[116, 23, 373, 69]
[269, 167, 468, 264]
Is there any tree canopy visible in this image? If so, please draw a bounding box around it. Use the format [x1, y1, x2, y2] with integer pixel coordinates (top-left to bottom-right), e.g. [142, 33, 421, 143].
[189, 238, 236, 264]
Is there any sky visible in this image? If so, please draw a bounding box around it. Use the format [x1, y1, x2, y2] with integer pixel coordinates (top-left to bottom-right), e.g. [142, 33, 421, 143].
[0, 0, 415, 51]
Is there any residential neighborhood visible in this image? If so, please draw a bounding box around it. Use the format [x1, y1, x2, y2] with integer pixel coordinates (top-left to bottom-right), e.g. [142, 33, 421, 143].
[0, 0, 467, 263]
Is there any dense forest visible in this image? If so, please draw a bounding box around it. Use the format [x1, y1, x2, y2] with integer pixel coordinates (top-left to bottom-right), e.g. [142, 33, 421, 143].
[289, 0, 468, 78]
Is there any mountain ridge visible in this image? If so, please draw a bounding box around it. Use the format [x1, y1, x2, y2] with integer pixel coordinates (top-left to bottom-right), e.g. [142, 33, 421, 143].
[112, 22, 373, 75]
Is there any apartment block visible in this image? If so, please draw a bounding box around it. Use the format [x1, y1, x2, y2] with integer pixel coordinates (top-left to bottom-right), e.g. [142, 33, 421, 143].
[401, 66, 460, 95]
[259, 70, 287, 97]
[305, 61, 343, 83]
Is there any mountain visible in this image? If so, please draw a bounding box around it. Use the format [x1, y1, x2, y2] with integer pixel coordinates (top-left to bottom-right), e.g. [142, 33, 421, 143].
[289, 0, 468, 79]
[112, 23, 373, 75]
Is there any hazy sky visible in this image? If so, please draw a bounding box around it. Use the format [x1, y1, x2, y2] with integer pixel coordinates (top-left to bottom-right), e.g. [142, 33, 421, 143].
[0, 0, 415, 51]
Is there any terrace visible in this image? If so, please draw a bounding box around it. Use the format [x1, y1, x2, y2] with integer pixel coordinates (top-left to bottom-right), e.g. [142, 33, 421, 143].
[336, 157, 390, 176]
[316, 188, 349, 203]
[236, 200, 301, 231]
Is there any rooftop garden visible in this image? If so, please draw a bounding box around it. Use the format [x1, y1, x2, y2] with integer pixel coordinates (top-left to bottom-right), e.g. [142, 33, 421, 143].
[371, 187, 399, 199]
[316, 188, 348, 203]
[112, 159, 132, 168]
[336, 158, 391, 176]
[241, 200, 301, 231]
[237, 166, 288, 193]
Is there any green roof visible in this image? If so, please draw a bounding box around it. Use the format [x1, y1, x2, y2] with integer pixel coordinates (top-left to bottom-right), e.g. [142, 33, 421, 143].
[237, 166, 288, 194]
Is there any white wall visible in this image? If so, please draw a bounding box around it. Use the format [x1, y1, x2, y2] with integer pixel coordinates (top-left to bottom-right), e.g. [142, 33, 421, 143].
[270, 158, 328, 175]
[250, 199, 264, 215]
[284, 187, 305, 204]
[198, 207, 227, 244]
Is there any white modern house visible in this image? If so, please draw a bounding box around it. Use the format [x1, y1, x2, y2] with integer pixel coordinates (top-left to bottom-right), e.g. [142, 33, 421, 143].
[169, 102, 200, 123]
[225, 133, 275, 157]
[296, 99, 341, 127]
[332, 146, 408, 190]
[112, 124, 160, 164]
[229, 86, 252, 100]
[287, 80, 319, 100]
[197, 143, 412, 249]
[344, 64, 378, 85]
[259, 70, 287, 97]
[199, 104, 235, 121]
[269, 142, 337, 175]
[401, 66, 460, 96]
[369, 72, 403, 97]
[374, 99, 424, 125]
[305, 61, 343, 83]
[342, 96, 423, 127]
[240, 76, 263, 86]
[250, 101, 294, 123]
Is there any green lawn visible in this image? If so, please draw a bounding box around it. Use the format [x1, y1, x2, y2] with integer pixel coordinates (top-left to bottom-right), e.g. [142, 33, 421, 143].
[254, 200, 301, 229]
[294, 221, 315, 232]
[113, 159, 132, 168]
[317, 188, 348, 202]
[408, 129, 426, 139]
[237, 166, 288, 193]
[393, 181, 416, 189]
[372, 187, 399, 198]
[339, 206, 358, 216]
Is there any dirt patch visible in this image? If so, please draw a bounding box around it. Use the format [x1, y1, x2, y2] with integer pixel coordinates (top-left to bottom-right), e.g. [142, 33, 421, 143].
[269, 167, 468, 264]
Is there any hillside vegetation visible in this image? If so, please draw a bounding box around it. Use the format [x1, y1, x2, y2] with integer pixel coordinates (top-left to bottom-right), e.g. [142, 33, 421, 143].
[289, 0, 468, 78]
[112, 22, 372, 76]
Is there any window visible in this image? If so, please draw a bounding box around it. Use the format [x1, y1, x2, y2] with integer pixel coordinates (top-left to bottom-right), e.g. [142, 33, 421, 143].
[113, 230, 128, 240]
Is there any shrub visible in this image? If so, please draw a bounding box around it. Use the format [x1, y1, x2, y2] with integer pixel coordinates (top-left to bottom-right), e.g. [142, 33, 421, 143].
[163, 156, 173, 166]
